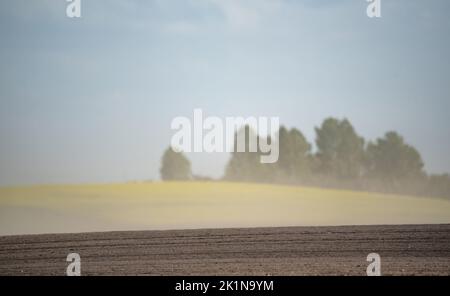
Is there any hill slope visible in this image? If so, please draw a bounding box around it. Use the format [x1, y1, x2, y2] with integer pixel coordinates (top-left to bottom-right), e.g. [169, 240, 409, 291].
[1, 182, 450, 235]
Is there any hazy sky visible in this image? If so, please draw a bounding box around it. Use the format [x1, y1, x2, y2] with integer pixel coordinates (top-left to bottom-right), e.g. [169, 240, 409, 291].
[0, 0, 449, 185]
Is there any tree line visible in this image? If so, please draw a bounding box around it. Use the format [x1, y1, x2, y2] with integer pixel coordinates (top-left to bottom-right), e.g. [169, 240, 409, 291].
[160, 117, 450, 199]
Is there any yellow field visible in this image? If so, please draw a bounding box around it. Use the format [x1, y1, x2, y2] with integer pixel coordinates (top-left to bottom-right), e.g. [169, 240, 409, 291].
[1, 181, 450, 236]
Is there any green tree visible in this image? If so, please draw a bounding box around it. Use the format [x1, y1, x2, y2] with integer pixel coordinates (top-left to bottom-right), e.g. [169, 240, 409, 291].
[160, 147, 192, 181]
[276, 126, 312, 182]
[366, 131, 424, 181]
[224, 126, 273, 182]
[315, 118, 365, 179]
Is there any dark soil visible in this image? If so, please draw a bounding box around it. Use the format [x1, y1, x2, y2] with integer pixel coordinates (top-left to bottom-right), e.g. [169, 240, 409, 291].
[1, 224, 449, 275]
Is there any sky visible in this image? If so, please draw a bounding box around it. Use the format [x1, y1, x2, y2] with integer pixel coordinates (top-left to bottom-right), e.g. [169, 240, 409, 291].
[0, 0, 449, 185]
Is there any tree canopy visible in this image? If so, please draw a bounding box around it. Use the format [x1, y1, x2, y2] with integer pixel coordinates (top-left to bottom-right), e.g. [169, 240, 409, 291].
[160, 147, 192, 181]
[275, 126, 311, 181]
[224, 126, 273, 182]
[315, 118, 365, 179]
[366, 131, 424, 181]
[160, 117, 450, 199]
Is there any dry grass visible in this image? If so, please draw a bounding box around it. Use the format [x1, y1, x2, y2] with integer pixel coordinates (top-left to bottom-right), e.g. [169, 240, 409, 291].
[1, 181, 450, 235]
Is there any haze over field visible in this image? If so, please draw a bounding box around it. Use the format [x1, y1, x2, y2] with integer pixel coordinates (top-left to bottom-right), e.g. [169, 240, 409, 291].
[1, 182, 450, 236]
[1, 1, 450, 278]
[1, 0, 450, 185]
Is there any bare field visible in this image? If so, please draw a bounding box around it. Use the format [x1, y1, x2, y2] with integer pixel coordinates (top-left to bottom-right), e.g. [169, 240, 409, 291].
[0, 224, 449, 276]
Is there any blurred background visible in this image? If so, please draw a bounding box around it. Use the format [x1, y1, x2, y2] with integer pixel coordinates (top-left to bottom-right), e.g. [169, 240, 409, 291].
[1, 0, 449, 186]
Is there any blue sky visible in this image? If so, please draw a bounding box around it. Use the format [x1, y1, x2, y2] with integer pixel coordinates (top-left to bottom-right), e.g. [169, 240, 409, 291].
[0, 0, 450, 185]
